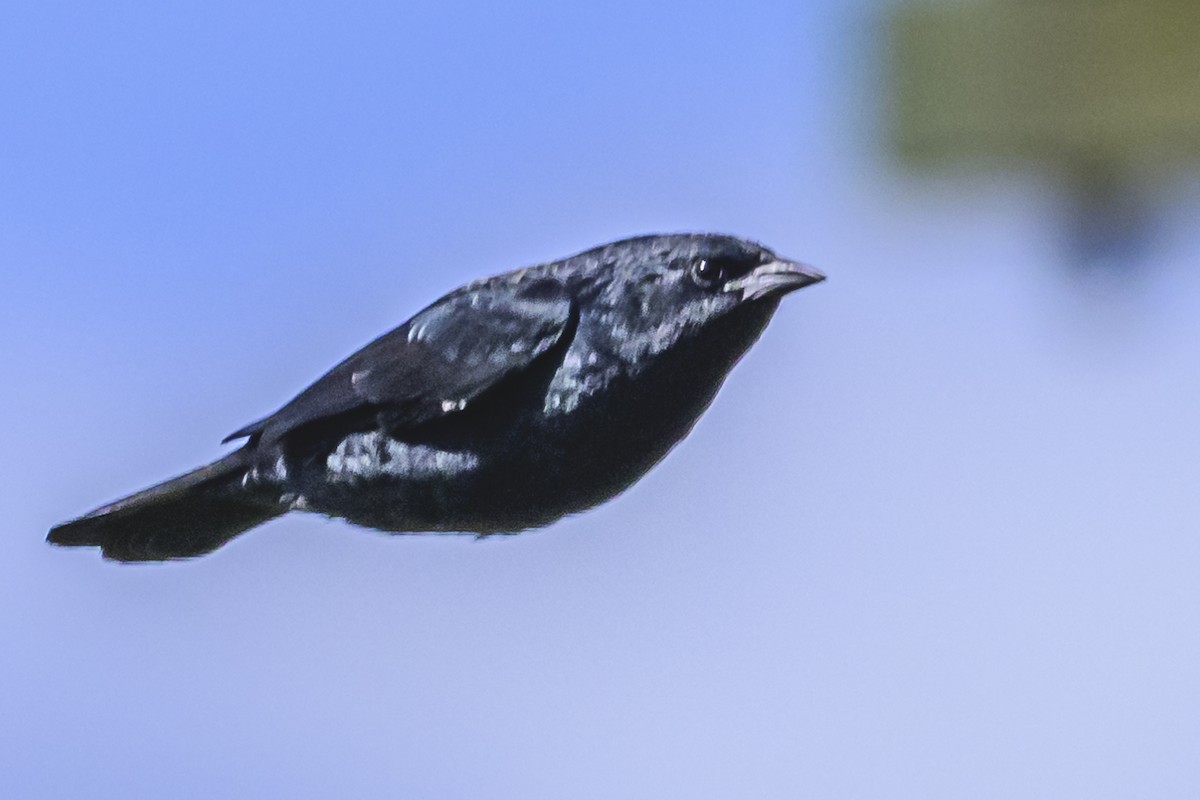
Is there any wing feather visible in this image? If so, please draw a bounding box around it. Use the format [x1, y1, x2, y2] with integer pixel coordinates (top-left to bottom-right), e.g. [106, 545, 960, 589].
[225, 278, 575, 445]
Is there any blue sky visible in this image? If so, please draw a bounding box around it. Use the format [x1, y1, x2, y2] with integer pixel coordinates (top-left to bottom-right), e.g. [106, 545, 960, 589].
[3, 1, 1199, 798]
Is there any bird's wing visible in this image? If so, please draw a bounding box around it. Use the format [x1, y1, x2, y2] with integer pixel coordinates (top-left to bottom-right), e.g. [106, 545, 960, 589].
[224, 278, 576, 445]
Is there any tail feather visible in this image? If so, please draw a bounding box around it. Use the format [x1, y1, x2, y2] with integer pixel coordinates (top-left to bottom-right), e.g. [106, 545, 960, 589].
[48, 450, 283, 562]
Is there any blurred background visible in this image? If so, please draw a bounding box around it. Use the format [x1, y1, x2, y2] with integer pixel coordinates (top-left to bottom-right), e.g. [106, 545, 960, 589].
[2, 1, 1198, 797]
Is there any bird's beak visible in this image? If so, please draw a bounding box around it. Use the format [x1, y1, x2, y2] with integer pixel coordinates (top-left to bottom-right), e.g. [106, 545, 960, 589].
[725, 259, 825, 301]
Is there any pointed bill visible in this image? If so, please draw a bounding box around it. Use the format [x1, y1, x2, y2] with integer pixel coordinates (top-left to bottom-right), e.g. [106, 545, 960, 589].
[725, 259, 825, 301]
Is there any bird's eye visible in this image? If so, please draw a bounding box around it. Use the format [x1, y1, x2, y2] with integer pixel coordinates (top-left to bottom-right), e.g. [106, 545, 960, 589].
[691, 259, 725, 286]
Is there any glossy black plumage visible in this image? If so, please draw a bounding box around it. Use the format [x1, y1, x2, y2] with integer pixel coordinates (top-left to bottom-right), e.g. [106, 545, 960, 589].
[48, 233, 824, 561]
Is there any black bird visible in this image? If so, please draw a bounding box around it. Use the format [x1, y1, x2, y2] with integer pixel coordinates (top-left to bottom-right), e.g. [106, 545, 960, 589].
[48, 233, 824, 561]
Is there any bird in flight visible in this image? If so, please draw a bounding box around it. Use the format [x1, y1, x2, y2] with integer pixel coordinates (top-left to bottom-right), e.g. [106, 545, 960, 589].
[48, 233, 824, 561]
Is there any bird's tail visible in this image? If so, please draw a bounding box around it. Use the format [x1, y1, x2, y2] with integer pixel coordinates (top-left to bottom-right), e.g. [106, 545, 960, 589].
[47, 449, 283, 562]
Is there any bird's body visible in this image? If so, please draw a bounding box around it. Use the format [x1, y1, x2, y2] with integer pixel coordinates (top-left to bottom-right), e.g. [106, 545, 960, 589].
[49, 233, 823, 561]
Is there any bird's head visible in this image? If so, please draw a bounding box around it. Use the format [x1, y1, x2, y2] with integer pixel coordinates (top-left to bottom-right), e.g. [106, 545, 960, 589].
[570, 233, 824, 365]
